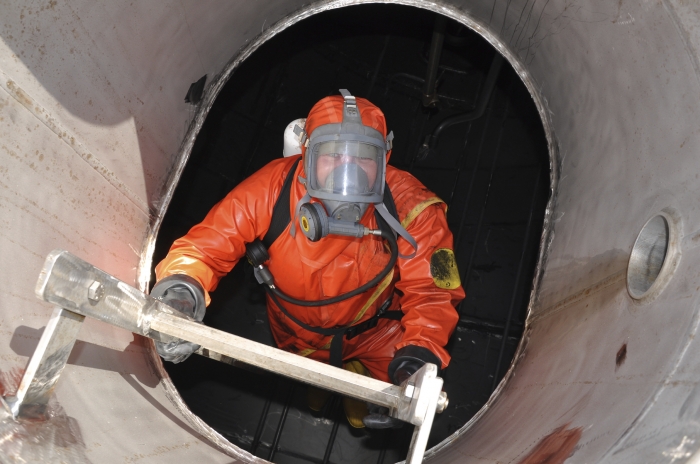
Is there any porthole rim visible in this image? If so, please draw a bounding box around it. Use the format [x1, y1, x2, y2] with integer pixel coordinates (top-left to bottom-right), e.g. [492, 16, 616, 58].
[626, 208, 682, 305]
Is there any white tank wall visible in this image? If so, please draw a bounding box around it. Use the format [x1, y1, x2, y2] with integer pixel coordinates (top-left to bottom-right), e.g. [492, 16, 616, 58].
[1, 0, 700, 462]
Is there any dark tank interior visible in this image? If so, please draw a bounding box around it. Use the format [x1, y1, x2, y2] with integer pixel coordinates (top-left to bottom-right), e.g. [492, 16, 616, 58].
[151, 4, 550, 463]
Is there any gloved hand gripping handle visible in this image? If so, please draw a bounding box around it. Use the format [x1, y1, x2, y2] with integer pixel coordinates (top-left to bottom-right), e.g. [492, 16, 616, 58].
[388, 345, 442, 385]
[363, 345, 443, 429]
[150, 274, 207, 363]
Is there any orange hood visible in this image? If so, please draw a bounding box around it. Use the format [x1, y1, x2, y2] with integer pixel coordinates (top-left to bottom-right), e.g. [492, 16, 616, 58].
[302, 95, 392, 164]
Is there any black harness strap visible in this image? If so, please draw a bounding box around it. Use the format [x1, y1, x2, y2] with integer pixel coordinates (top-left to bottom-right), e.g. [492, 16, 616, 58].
[250, 161, 403, 367]
[262, 157, 301, 249]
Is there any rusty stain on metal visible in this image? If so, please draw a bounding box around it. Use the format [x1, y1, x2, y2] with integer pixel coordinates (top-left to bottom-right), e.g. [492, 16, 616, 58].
[0, 367, 24, 396]
[616, 343, 628, 370]
[517, 425, 583, 464]
[0, 369, 91, 462]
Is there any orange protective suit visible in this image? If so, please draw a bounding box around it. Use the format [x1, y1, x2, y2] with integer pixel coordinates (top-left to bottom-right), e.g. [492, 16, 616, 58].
[155, 96, 465, 382]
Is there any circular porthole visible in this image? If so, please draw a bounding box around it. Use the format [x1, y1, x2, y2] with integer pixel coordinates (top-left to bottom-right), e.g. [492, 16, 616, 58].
[627, 209, 681, 303]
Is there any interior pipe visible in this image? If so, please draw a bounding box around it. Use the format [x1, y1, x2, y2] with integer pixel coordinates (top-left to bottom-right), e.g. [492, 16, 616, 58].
[421, 15, 447, 108]
[417, 52, 504, 160]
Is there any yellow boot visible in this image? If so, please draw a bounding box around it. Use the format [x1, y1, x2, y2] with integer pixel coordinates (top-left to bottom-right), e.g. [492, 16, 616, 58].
[307, 385, 332, 412]
[342, 360, 370, 428]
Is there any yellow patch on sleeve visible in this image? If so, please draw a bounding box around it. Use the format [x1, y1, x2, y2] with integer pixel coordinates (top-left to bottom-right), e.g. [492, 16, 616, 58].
[430, 248, 461, 289]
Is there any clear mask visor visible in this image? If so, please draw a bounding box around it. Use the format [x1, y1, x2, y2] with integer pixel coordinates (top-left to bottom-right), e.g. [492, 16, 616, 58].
[310, 140, 383, 198]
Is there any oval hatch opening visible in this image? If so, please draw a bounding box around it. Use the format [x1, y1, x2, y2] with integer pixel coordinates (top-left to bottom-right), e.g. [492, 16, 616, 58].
[152, 4, 551, 462]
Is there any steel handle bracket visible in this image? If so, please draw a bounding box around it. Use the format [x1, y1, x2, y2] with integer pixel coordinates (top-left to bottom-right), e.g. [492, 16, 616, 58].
[27, 250, 446, 463]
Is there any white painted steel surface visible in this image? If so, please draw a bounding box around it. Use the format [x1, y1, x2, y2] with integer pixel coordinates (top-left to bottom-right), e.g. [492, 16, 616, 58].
[1, 0, 700, 463]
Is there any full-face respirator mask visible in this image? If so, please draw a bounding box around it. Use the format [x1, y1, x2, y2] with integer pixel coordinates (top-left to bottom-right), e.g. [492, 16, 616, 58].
[294, 90, 415, 250]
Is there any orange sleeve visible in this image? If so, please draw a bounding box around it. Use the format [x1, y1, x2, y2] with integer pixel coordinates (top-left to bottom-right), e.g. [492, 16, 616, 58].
[393, 202, 465, 369]
[154, 157, 300, 305]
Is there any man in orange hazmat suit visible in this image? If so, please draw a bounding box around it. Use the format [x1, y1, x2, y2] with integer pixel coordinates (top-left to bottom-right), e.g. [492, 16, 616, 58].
[151, 90, 465, 428]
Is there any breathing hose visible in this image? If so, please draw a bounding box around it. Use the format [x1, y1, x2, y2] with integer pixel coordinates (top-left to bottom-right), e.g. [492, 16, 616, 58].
[269, 229, 398, 307]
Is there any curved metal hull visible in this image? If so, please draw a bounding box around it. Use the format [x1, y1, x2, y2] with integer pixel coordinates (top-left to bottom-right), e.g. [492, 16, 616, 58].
[1, 0, 699, 462]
